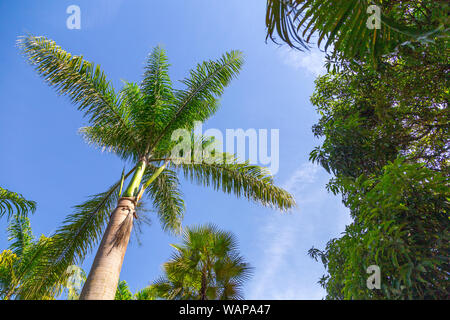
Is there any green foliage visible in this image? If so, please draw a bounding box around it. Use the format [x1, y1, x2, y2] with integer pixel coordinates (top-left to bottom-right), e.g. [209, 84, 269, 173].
[143, 165, 184, 234]
[177, 154, 295, 211]
[266, 0, 449, 65]
[0, 187, 36, 220]
[0, 213, 84, 300]
[310, 160, 449, 299]
[115, 280, 134, 300]
[151, 224, 252, 300]
[308, 31, 449, 299]
[114, 280, 159, 300]
[15, 180, 123, 300]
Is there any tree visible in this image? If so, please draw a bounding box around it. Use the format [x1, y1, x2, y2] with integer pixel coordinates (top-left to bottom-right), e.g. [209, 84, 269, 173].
[150, 224, 252, 300]
[17, 35, 295, 299]
[0, 213, 85, 300]
[265, 0, 449, 65]
[308, 33, 449, 299]
[0, 187, 36, 219]
[114, 280, 158, 300]
[309, 159, 449, 299]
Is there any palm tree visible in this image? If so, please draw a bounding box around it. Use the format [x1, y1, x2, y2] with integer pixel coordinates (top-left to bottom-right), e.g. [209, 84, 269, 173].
[114, 280, 158, 300]
[17, 34, 295, 300]
[151, 224, 252, 300]
[0, 213, 84, 300]
[265, 0, 448, 63]
[0, 186, 36, 219]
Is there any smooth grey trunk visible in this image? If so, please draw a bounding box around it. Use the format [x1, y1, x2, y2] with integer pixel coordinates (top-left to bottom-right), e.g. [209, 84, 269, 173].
[79, 197, 135, 300]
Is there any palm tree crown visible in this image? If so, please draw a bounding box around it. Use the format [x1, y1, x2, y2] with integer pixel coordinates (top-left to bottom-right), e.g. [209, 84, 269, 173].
[151, 224, 252, 300]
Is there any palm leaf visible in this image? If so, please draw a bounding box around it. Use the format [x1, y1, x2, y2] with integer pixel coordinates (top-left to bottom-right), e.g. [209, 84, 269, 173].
[115, 280, 133, 300]
[174, 155, 296, 211]
[17, 34, 140, 158]
[7, 214, 34, 257]
[0, 187, 36, 219]
[266, 0, 449, 63]
[15, 177, 128, 299]
[139, 46, 175, 141]
[146, 50, 244, 154]
[142, 165, 184, 234]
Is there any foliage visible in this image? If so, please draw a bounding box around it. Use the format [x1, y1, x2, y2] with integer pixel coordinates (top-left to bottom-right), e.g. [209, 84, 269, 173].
[310, 40, 449, 179]
[0, 213, 84, 300]
[150, 224, 252, 300]
[0, 187, 36, 220]
[114, 280, 158, 300]
[266, 0, 449, 65]
[115, 280, 134, 300]
[309, 159, 449, 299]
[308, 33, 449, 299]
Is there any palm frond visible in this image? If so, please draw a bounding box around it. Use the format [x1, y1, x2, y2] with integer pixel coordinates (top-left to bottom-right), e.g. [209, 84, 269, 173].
[115, 280, 133, 300]
[266, 0, 449, 63]
[7, 214, 34, 257]
[143, 165, 184, 234]
[0, 187, 36, 219]
[0, 250, 18, 297]
[139, 46, 174, 139]
[147, 50, 244, 153]
[173, 155, 296, 211]
[133, 285, 159, 300]
[15, 178, 126, 299]
[17, 34, 140, 154]
[79, 123, 141, 162]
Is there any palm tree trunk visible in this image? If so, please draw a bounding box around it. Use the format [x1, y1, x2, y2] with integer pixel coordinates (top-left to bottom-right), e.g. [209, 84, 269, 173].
[79, 197, 136, 300]
[200, 266, 207, 300]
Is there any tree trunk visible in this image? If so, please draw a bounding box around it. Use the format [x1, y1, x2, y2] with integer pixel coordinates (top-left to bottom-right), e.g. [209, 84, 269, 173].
[200, 267, 207, 300]
[79, 197, 136, 300]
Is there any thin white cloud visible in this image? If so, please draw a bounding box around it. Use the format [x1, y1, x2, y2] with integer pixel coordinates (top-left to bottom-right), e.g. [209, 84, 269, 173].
[247, 162, 351, 299]
[278, 46, 327, 77]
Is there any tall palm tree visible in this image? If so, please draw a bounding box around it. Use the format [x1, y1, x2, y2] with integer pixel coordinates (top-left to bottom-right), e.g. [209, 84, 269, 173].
[0, 186, 36, 219]
[17, 34, 295, 300]
[266, 0, 448, 64]
[151, 224, 252, 300]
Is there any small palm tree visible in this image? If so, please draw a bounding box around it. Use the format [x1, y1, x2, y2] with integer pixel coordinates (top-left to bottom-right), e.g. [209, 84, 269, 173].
[114, 280, 157, 300]
[151, 224, 252, 300]
[0, 213, 84, 300]
[17, 35, 295, 299]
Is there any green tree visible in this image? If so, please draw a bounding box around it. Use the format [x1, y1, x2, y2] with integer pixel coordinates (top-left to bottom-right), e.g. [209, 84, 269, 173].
[308, 34, 449, 299]
[309, 159, 449, 299]
[151, 224, 252, 300]
[265, 0, 448, 65]
[18, 35, 295, 299]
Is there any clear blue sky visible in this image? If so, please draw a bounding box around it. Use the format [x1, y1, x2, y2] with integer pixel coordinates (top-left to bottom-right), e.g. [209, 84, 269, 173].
[0, 0, 350, 299]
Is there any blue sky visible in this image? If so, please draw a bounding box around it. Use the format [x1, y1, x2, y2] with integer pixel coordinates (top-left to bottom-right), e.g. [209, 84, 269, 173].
[0, 0, 350, 299]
